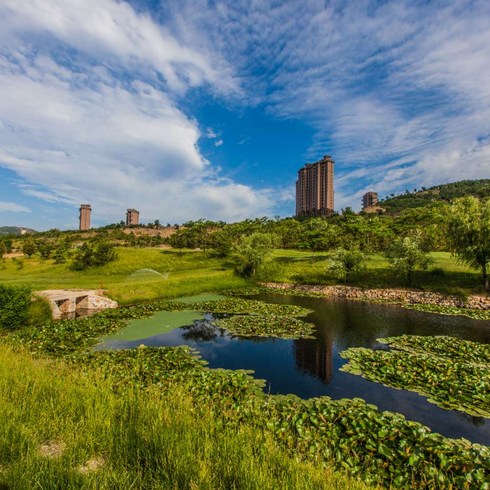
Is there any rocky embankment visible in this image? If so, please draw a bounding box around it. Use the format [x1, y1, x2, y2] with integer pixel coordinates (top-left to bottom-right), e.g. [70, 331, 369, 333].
[261, 283, 490, 310]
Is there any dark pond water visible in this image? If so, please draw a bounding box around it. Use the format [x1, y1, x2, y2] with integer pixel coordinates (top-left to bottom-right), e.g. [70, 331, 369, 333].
[99, 293, 490, 445]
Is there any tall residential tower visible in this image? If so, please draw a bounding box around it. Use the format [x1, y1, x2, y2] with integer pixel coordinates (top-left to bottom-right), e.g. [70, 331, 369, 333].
[295, 155, 334, 217]
[79, 204, 91, 230]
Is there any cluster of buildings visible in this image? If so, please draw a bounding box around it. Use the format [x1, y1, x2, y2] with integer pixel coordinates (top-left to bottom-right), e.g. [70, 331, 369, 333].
[78, 204, 139, 230]
[79, 155, 377, 230]
[295, 155, 380, 216]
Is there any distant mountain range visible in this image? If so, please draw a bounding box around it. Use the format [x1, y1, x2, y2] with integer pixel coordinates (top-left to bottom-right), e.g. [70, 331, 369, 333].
[379, 179, 490, 213]
[0, 226, 37, 236]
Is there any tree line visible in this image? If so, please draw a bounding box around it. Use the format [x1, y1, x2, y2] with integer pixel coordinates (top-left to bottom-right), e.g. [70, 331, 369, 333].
[2, 197, 489, 289]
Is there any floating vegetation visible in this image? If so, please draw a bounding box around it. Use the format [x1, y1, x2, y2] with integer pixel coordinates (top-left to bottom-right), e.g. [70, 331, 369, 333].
[266, 396, 490, 489]
[99, 297, 312, 319]
[225, 286, 326, 298]
[341, 335, 490, 417]
[79, 346, 490, 488]
[5, 300, 490, 488]
[402, 303, 490, 321]
[8, 316, 125, 357]
[226, 286, 490, 320]
[189, 298, 312, 317]
[216, 315, 316, 339]
[223, 287, 263, 296]
[80, 346, 265, 407]
[381, 335, 490, 366]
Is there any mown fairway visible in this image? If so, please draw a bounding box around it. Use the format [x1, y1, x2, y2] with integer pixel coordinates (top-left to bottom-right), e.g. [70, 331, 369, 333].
[0, 248, 247, 304]
[266, 250, 481, 295]
[0, 247, 483, 305]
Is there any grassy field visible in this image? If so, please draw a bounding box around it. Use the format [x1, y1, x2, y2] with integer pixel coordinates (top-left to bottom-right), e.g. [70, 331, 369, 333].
[0, 247, 485, 306]
[0, 248, 247, 304]
[264, 250, 483, 296]
[0, 248, 487, 488]
[0, 345, 372, 490]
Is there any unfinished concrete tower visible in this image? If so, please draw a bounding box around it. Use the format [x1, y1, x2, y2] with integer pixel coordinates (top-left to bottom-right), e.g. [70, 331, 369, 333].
[126, 208, 140, 226]
[79, 204, 91, 230]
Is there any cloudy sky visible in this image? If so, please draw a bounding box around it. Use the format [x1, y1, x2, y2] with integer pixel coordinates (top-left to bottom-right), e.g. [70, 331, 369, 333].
[0, 0, 489, 230]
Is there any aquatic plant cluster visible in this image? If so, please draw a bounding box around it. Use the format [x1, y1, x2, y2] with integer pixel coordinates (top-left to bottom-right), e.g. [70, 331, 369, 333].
[215, 314, 316, 339]
[403, 303, 490, 321]
[3, 298, 490, 488]
[72, 345, 490, 488]
[341, 336, 490, 417]
[102, 297, 315, 340]
[226, 286, 490, 320]
[103, 297, 311, 319]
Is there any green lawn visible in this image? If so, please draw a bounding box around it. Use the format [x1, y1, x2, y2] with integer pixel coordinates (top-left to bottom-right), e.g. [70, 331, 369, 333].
[0, 248, 247, 304]
[0, 247, 485, 304]
[265, 250, 483, 296]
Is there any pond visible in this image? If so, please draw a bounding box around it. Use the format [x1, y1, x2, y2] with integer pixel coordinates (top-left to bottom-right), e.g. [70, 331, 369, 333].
[98, 293, 490, 445]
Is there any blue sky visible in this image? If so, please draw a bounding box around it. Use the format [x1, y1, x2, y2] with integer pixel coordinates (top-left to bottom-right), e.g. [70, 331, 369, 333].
[1, 0, 490, 230]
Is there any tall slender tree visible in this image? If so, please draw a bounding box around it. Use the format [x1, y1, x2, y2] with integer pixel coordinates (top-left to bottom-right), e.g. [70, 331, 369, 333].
[447, 197, 490, 290]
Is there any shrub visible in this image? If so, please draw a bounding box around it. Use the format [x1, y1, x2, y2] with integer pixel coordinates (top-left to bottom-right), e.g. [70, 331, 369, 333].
[0, 285, 31, 330]
[70, 241, 117, 271]
[231, 233, 275, 278]
[327, 247, 365, 283]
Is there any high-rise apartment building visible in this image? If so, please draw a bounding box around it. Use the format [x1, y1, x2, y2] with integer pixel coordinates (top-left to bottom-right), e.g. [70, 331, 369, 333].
[362, 192, 379, 212]
[295, 155, 334, 217]
[126, 208, 140, 226]
[79, 204, 91, 230]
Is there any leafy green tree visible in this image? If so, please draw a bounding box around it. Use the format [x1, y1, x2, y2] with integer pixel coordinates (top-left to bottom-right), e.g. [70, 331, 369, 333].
[52, 246, 67, 264]
[446, 197, 490, 290]
[37, 240, 53, 260]
[70, 243, 94, 271]
[2, 239, 12, 253]
[167, 231, 189, 252]
[209, 229, 234, 258]
[70, 241, 117, 270]
[0, 241, 6, 260]
[92, 241, 117, 266]
[231, 232, 275, 278]
[386, 235, 433, 287]
[22, 239, 37, 257]
[327, 248, 365, 283]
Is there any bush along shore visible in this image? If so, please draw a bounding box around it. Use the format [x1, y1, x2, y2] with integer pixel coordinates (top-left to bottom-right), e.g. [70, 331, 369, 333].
[2, 294, 489, 488]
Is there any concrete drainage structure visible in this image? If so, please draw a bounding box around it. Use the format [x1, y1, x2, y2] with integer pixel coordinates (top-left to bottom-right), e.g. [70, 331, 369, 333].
[35, 290, 118, 319]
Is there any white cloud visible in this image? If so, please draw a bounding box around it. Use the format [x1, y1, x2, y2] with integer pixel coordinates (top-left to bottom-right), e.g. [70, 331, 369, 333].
[0, 0, 273, 225]
[206, 128, 219, 139]
[169, 0, 490, 209]
[0, 0, 238, 95]
[0, 201, 31, 213]
[214, 139, 224, 147]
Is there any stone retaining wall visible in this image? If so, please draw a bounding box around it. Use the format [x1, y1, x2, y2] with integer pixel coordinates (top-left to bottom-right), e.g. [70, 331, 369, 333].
[261, 283, 490, 310]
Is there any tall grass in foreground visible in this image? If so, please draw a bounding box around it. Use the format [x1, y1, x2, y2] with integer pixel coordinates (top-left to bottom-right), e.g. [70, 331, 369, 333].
[0, 346, 373, 490]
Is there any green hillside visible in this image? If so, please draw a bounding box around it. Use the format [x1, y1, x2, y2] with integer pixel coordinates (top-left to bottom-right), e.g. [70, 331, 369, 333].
[0, 226, 36, 236]
[379, 179, 490, 213]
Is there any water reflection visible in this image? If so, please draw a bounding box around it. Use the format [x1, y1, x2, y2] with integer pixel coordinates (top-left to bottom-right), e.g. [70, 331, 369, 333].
[181, 316, 227, 342]
[60, 308, 101, 320]
[294, 336, 333, 384]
